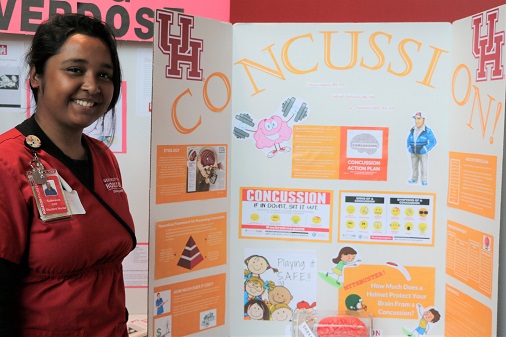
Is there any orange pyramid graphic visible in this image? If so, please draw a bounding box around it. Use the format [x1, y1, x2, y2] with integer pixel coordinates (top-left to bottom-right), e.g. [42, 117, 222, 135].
[177, 236, 204, 270]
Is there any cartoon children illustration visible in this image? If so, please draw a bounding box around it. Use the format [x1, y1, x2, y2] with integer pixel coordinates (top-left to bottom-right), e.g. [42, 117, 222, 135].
[244, 255, 279, 279]
[326, 246, 361, 287]
[404, 304, 441, 336]
[268, 285, 293, 306]
[294, 301, 317, 315]
[244, 299, 271, 320]
[244, 276, 275, 304]
[293, 301, 317, 326]
[269, 303, 293, 322]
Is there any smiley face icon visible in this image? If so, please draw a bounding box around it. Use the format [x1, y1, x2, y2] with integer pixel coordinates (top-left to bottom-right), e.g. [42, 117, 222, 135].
[419, 208, 429, 217]
[390, 221, 400, 230]
[405, 207, 414, 217]
[360, 206, 369, 215]
[373, 206, 383, 216]
[250, 213, 260, 221]
[345, 219, 355, 229]
[312, 216, 321, 224]
[418, 222, 428, 233]
[373, 220, 382, 230]
[391, 207, 400, 216]
[359, 220, 368, 230]
[271, 214, 280, 222]
[404, 222, 413, 231]
[291, 215, 301, 224]
[346, 205, 356, 214]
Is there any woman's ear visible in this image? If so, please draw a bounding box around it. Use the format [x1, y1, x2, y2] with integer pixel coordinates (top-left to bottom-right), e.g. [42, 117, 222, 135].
[29, 66, 40, 88]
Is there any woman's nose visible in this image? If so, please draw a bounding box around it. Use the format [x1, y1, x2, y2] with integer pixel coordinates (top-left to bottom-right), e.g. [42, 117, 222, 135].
[82, 74, 101, 94]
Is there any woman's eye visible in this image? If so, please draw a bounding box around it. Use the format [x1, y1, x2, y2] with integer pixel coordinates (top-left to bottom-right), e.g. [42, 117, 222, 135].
[99, 72, 112, 79]
[67, 67, 82, 73]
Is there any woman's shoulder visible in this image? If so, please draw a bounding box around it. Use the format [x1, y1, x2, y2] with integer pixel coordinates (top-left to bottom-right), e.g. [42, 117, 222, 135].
[0, 127, 23, 144]
[0, 128, 25, 157]
[0, 128, 30, 178]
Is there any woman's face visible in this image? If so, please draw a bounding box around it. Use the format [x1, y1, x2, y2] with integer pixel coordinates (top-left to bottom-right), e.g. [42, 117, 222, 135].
[31, 33, 114, 132]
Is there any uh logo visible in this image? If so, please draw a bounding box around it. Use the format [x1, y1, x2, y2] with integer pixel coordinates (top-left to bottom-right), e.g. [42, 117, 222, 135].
[156, 11, 203, 81]
[471, 8, 505, 82]
[155, 10, 231, 134]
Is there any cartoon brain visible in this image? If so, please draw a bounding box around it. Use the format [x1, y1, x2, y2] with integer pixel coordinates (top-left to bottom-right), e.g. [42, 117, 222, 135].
[253, 115, 292, 149]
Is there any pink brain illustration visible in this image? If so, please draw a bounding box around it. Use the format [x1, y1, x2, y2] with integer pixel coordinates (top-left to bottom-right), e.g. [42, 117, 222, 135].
[253, 115, 292, 149]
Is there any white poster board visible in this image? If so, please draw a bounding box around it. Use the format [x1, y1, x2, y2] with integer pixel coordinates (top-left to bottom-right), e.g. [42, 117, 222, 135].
[149, 6, 506, 337]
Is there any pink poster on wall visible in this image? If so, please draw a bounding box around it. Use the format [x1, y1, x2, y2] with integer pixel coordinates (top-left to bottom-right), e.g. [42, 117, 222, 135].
[0, 0, 230, 41]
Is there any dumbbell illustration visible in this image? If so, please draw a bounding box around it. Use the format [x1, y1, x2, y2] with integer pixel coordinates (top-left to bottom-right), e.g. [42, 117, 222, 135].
[282, 96, 308, 122]
[233, 113, 255, 139]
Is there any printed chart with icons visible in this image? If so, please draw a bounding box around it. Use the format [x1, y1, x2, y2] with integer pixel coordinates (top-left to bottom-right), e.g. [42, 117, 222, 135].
[240, 195, 332, 241]
[339, 192, 435, 245]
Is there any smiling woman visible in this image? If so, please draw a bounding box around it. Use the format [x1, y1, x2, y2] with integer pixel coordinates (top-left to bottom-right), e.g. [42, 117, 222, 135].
[0, 14, 136, 337]
[30, 34, 115, 158]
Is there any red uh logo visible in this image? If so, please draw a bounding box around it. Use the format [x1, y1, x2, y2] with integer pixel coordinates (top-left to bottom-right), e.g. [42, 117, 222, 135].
[156, 11, 204, 81]
[471, 9, 505, 82]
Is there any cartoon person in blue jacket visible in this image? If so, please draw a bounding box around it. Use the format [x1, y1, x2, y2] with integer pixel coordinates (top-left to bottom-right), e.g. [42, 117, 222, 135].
[407, 111, 437, 186]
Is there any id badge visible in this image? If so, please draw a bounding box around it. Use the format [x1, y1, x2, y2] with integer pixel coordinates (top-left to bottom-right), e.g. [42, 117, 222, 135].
[27, 169, 72, 222]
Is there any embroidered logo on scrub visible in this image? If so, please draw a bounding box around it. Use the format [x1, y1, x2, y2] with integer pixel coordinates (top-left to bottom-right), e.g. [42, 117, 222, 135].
[103, 177, 124, 193]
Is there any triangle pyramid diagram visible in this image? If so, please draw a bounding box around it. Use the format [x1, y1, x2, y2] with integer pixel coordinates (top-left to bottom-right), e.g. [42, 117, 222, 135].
[177, 236, 204, 270]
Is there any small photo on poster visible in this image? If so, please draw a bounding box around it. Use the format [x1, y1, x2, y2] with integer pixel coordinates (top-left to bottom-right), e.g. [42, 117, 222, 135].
[199, 308, 217, 330]
[187, 146, 226, 193]
[0, 40, 26, 108]
[153, 315, 172, 337]
[154, 290, 171, 316]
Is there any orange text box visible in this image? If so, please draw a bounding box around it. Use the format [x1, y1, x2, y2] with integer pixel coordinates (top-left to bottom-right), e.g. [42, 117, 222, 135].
[155, 213, 227, 279]
[445, 284, 492, 337]
[446, 220, 493, 298]
[292, 125, 341, 179]
[156, 144, 227, 204]
[447, 152, 497, 219]
[338, 264, 435, 319]
[154, 273, 226, 336]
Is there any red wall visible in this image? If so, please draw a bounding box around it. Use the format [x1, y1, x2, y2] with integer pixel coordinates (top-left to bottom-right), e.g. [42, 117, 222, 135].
[230, 0, 505, 23]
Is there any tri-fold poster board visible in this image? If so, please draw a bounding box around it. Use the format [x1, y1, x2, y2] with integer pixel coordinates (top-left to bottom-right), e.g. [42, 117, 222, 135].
[149, 5, 506, 337]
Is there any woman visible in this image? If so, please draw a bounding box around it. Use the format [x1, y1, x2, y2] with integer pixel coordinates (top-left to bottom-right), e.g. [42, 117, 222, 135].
[0, 14, 136, 336]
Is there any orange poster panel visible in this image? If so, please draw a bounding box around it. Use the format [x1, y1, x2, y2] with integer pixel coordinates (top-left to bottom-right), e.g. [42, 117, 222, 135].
[153, 273, 226, 337]
[336, 264, 435, 320]
[447, 152, 497, 219]
[156, 144, 227, 204]
[446, 220, 493, 298]
[292, 125, 340, 179]
[155, 213, 227, 279]
[445, 284, 492, 337]
[339, 126, 389, 181]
